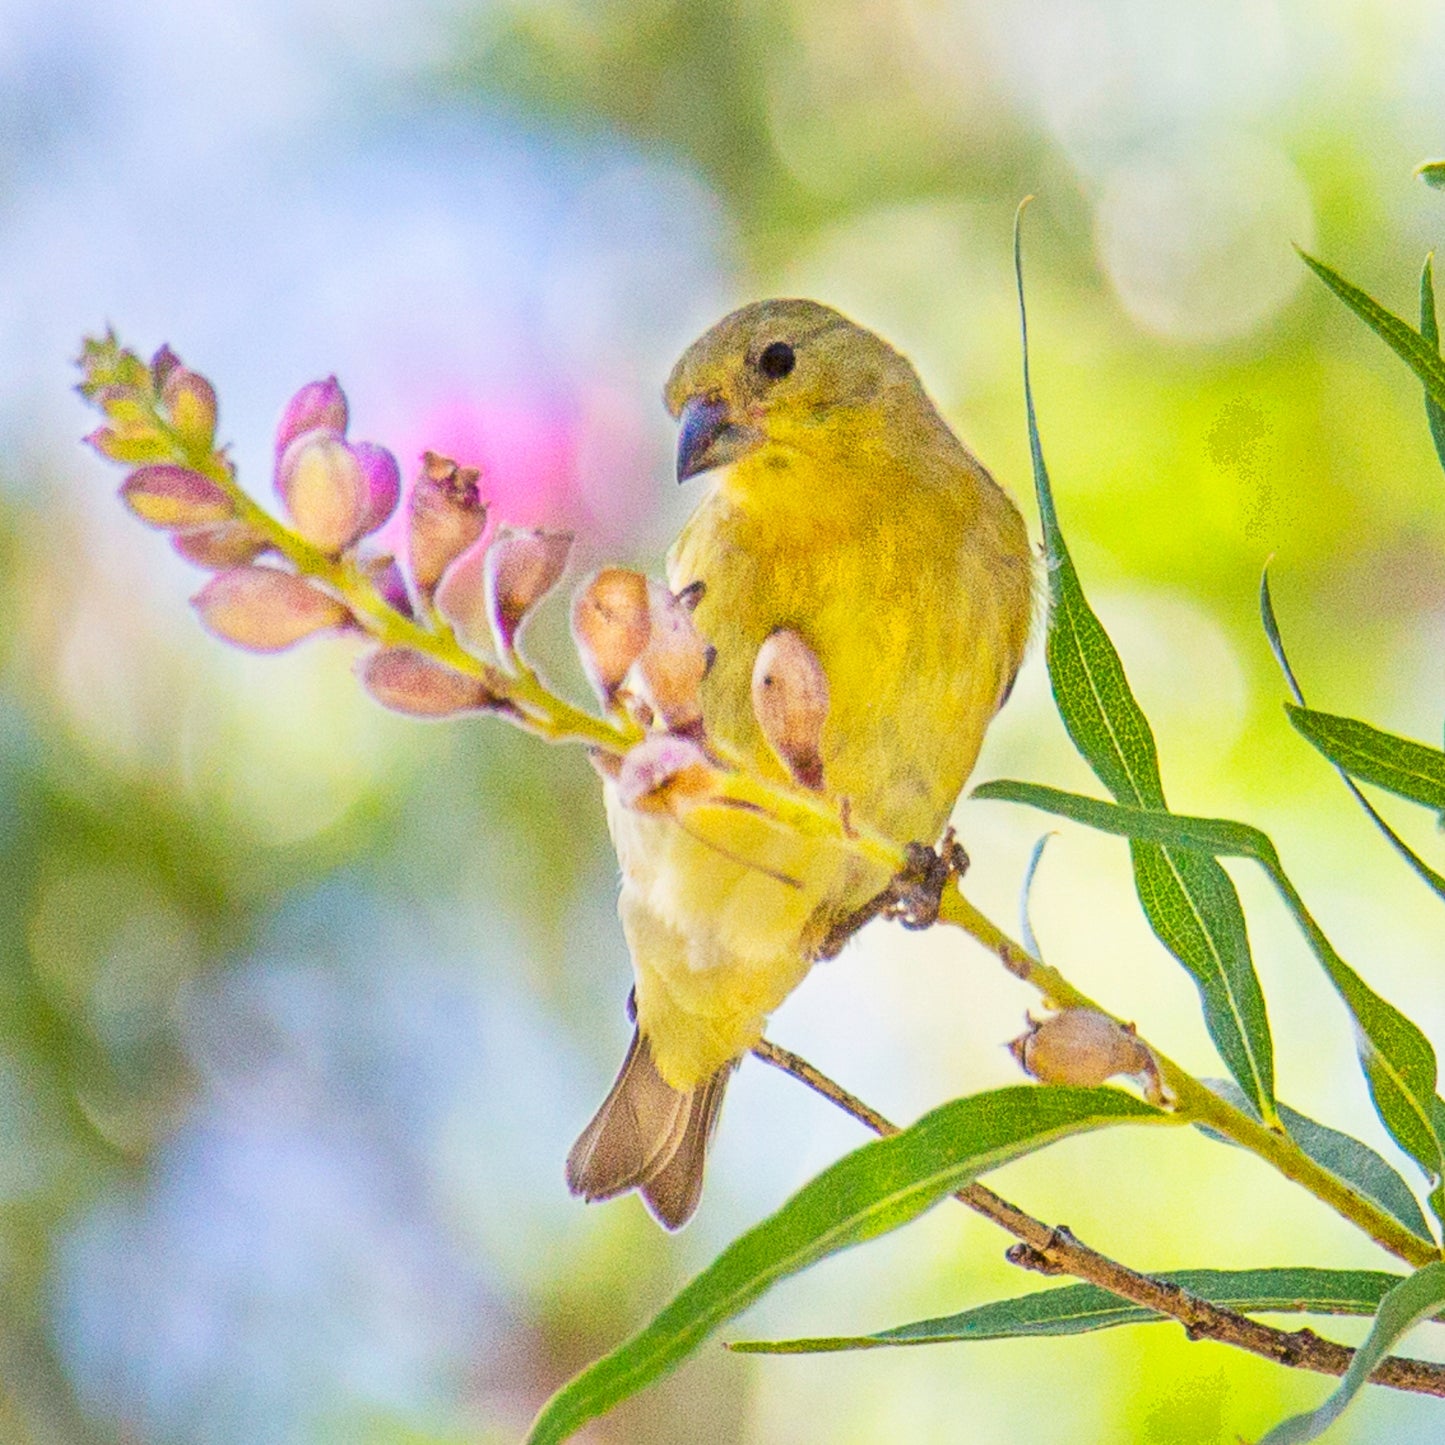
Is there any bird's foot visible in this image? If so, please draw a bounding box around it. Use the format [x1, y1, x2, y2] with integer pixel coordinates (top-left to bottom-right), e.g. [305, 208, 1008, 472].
[813, 828, 970, 959]
[886, 828, 970, 931]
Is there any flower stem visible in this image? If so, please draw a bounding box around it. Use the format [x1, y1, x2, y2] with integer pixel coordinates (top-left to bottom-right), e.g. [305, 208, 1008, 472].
[180, 435, 640, 754]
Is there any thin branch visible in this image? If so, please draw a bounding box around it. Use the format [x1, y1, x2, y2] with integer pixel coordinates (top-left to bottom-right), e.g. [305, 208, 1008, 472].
[750, 1038, 1445, 1399]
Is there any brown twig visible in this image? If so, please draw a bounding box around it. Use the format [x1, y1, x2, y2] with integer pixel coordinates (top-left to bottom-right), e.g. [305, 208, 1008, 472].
[749, 1038, 1445, 1399]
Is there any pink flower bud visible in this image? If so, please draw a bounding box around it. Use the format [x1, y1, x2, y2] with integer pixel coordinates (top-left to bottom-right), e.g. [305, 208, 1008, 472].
[120, 465, 235, 529]
[275, 377, 348, 456]
[571, 569, 651, 702]
[751, 629, 829, 790]
[150, 344, 183, 392]
[616, 734, 718, 812]
[358, 647, 499, 717]
[483, 528, 573, 652]
[351, 442, 401, 536]
[192, 566, 350, 651]
[76, 333, 149, 400]
[1009, 1010, 1160, 1099]
[628, 582, 712, 733]
[361, 553, 413, 617]
[161, 367, 218, 453]
[91, 386, 149, 424]
[407, 452, 487, 593]
[86, 426, 173, 464]
[172, 520, 269, 569]
[275, 432, 369, 552]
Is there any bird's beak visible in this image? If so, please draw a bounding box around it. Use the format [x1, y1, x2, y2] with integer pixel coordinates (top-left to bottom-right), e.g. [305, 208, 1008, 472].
[676, 394, 762, 483]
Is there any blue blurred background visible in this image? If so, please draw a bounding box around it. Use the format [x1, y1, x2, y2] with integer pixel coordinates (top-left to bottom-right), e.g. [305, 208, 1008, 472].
[2, 1, 1444, 1440]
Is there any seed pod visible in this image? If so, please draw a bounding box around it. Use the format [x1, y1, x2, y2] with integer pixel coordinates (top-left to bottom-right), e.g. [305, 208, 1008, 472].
[616, 734, 718, 813]
[358, 647, 498, 717]
[1010, 1010, 1158, 1093]
[90, 381, 148, 421]
[86, 425, 172, 465]
[121, 465, 235, 530]
[484, 528, 574, 652]
[171, 519, 269, 569]
[407, 451, 487, 593]
[149, 344, 183, 392]
[360, 553, 413, 617]
[351, 442, 401, 536]
[161, 367, 218, 452]
[752, 629, 829, 790]
[192, 566, 349, 651]
[571, 569, 651, 702]
[628, 582, 711, 733]
[275, 431, 369, 552]
[433, 538, 491, 652]
[275, 376, 348, 456]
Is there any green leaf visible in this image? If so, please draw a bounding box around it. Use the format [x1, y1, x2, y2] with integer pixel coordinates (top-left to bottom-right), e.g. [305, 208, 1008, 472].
[1259, 1261, 1445, 1444]
[973, 778, 1445, 1224]
[1417, 160, 1445, 190]
[525, 1086, 1162, 1444]
[1260, 572, 1445, 901]
[1298, 249, 1445, 414]
[1201, 1079, 1432, 1242]
[729, 1267, 1423, 1354]
[1286, 706, 1445, 814]
[1018, 832, 1055, 960]
[1419, 254, 1445, 474]
[1014, 208, 1277, 1126]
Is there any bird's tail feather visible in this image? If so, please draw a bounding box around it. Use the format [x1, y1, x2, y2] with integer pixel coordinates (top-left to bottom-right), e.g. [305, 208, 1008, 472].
[566, 1029, 730, 1230]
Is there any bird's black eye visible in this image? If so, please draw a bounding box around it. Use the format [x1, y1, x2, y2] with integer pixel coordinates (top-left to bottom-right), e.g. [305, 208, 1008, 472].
[757, 341, 795, 380]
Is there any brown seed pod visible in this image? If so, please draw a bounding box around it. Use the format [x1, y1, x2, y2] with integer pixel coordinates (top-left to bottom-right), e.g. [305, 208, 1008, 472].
[628, 582, 711, 733]
[570, 568, 651, 702]
[171, 519, 270, 569]
[615, 734, 718, 813]
[484, 528, 574, 652]
[358, 647, 501, 717]
[192, 566, 349, 652]
[1009, 1010, 1161, 1099]
[407, 452, 487, 592]
[751, 629, 829, 790]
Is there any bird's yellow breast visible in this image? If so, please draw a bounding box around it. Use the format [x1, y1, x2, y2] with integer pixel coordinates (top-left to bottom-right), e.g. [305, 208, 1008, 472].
[606, 430, 1032, 1088]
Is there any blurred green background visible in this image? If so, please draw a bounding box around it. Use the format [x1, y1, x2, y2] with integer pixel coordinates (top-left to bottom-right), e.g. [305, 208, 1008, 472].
[2, 1, 1444, 1441]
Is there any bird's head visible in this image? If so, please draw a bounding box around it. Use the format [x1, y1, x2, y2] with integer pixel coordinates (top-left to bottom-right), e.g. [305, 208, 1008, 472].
[663, 299, 923, 484]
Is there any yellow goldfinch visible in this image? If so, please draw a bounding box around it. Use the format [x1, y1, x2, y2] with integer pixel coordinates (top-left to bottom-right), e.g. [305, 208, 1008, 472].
[567, 300, 1034, 1227]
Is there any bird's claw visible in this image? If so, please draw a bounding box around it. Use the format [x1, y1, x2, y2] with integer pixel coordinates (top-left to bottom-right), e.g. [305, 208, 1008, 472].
[814, 828, 969, 958]
[885, 829, 969, 931]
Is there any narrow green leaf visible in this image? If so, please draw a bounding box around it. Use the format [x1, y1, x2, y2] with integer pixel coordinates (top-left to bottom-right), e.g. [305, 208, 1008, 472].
[525, 1086, 1162, 1444]
[1259, 1262, 1445, 1444]
[1202, 1079, 1432, 1242]
[1018, 832, 1055, 961]
[1129, 842, 1268, 1124]
[1417, 161, 1445, 190]
[1298, 249, 1445, 413]
[1286, 706, 1445, 813]
[1014, 208, 1277, 1125]
[1260, 572, 1445, 901]
[1419, 254, 1445, 474]
[973, 778, 1445, 1221]
[729, 1267, 1422, 1354]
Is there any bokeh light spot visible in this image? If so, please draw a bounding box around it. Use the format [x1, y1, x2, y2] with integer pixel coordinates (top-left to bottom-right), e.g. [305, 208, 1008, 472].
[1094, 134, 1314, 342]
